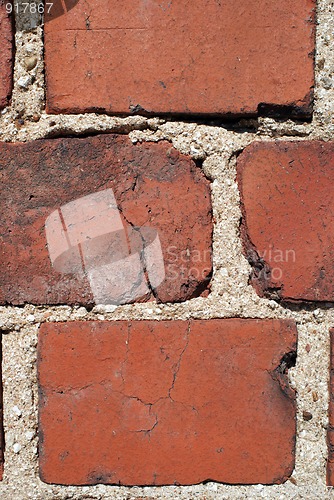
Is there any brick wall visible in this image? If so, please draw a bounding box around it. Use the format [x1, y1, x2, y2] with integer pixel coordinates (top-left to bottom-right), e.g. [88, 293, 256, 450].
[0, 0, 334, 498]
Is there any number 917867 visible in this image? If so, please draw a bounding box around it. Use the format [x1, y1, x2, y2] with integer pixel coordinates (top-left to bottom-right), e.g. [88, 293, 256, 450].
[6, 2, 54, 14]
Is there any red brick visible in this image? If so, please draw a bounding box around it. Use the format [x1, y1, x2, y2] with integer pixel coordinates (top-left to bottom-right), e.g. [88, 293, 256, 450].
[0, 135, 212, 305]
[44, 0, 315, 117]
[38, 319, 297, 486]
[0, 3, 13, 108]
[237, 141, 334, 302]
[327, 328, 334, 486]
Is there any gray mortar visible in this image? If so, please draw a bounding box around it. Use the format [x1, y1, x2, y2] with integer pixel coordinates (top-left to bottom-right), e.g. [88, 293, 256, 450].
[0, 0, 333, 498]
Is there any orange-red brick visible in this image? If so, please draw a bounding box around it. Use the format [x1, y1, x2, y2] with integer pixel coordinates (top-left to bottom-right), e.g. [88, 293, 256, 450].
[38, 319, 297, 485]
[45, 0, 315, 117]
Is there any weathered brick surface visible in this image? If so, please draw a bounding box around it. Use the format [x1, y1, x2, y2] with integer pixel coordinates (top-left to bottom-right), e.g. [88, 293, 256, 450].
[0, 3, 13, 108]
[327, 328, 334, 486]
[0, 135, 212, 305]
[237, 141, 334, 303]
[45, 0, 315, 117]
[38, 319, 297, 486]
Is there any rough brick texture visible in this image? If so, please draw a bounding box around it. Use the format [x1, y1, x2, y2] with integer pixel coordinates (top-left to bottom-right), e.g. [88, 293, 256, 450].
[327, 328, 334, 486]
[0, 3, 13, 108]
[237, 141, 334, 303]
[0, 135, 212, 305]
[38, 319, 297, 486]
[45, 0, 315, 117]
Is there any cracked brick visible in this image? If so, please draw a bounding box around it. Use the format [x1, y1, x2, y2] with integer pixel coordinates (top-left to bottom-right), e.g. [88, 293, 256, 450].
[38, 319, 297, 486]
[0, 134, 212, 305]
[45, 0, 315, 117]
[237, 141, 334, 303]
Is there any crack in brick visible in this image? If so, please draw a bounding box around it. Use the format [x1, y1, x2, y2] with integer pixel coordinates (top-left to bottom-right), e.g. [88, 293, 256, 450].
[130, 406, 159, 436]
[168, 321, 191, 400]
[38, 320, 297, 484]
[113, 321, 193, 411]
[118, 206, 159, 301]
[119, 323, 131, 387]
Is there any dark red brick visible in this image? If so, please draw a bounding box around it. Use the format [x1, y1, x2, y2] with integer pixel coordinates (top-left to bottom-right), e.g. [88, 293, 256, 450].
[327, 328, 334, 486]
[45, 0, 315, 117]
[38, 319, 297, 486]
[0, 3, 13, 108]
[0, 135, 212, 305]
[237, 141, 334, 302]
